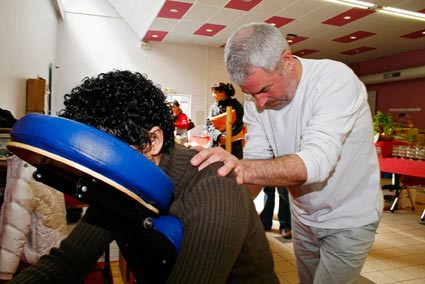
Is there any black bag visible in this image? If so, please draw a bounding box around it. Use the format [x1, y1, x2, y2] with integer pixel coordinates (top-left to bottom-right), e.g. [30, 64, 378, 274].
[188, 119, 195, 131]
[0, 108, 17, 128]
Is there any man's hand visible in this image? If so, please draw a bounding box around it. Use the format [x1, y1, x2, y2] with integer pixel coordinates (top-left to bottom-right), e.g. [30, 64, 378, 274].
[190, 147, 244, 184]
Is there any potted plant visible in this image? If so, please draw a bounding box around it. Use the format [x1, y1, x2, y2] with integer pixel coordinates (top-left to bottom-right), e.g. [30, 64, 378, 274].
[373, 111, 394, 139]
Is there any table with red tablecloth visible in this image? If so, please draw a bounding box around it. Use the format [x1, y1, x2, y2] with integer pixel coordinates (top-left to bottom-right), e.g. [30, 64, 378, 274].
[378, 156, 425, 214]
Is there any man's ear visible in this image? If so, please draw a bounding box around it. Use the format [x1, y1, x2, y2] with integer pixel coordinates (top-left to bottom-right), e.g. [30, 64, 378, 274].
[148, 126, 164, 156]
[281, 50, 294, 69]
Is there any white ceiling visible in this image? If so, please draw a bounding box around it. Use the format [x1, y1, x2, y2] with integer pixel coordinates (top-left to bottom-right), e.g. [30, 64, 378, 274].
[68, 0, 425, 64]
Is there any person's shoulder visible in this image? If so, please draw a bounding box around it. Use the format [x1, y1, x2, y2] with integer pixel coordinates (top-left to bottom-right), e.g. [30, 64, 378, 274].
[301, 57, 353, 82]
[231, 97, 243, 106]
[190, 160, 238, 186]
[304, 57, 350, 72]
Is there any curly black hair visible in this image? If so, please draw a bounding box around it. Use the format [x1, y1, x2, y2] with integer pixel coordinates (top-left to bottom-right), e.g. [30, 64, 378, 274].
[59, 70, 175, 153]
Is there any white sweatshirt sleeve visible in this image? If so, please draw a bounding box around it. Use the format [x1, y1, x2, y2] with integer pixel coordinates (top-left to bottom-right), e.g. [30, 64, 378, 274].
[296, 61, 368, 184]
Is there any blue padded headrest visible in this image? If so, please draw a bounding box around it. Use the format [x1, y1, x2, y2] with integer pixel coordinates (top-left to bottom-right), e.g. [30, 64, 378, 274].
[8, 113, 173, 212]
[154, 216, 182, 251]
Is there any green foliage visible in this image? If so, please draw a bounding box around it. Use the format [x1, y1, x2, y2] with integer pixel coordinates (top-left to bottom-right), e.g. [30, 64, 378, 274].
[373, 111, 393, 136]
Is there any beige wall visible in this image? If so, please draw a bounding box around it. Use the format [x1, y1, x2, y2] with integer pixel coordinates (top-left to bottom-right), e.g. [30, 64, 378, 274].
[0, 0, 232, 135]
[0, 0, 58, 119]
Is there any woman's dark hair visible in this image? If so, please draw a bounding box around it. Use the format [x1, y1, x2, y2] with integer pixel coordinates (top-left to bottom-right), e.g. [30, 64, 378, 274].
[211, 82, 235, 98]
[59, 70, 175, 153]
[173, 100, 180, 107]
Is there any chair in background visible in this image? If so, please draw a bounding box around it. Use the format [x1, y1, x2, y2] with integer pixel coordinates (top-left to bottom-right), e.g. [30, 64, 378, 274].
[400, 176, 425, 222]
[384, 175, 425, 221]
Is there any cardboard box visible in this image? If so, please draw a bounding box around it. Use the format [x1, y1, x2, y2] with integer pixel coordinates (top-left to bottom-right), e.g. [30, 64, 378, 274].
[26, 78, 46, 113]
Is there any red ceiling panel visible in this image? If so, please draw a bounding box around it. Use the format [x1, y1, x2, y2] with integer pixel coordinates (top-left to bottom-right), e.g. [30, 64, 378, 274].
[194, 24, 227, 37]
[157, 1, 192, 19]
[340, 46, 376, 55]
[292, 49, 319, 57]
[322, 8, 375, 26]
[333, 31, 376, 43]
[400, 29, 425, 39]
[225, 0, 262, 11]
[265, 16, 295, 28]
[137, 0, 424, 64]
[143, 30, 168, 41]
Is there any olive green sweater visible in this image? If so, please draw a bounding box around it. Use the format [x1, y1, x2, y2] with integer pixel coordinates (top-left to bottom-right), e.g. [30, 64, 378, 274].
[8, 145, 278, 284]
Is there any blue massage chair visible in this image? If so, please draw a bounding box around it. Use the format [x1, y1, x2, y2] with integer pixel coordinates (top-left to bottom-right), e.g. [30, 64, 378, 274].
[7, 113, 183, 284]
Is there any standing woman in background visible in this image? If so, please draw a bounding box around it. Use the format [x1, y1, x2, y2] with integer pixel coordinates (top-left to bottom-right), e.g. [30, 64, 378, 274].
[172, 100, 189, 144]
[206, 82, 244, 159]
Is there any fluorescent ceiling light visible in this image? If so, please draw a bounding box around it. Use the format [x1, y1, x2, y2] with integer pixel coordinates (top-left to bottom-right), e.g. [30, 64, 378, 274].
[324, 0, 374, 9]
[324, 0, 425, 21]
[379, 6, 425, 22]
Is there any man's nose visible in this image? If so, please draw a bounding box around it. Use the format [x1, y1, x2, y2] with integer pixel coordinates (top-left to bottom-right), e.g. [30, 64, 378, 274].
[254, 95, 267, 107]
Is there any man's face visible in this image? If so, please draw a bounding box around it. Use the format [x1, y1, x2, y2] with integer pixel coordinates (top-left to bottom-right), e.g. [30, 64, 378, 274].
[241, 62, 298, 110]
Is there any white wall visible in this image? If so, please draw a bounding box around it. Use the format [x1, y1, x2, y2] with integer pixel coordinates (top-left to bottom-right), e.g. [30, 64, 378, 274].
[53, 0, 239, 134]
[1, 0, 239, 133]
[0, 0, 59, 119]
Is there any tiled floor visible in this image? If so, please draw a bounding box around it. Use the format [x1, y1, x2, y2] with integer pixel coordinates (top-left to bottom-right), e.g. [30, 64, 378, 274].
[268, 210, 425, 284]
[109, 187, 425, 284]
[263, 188, 425, 284]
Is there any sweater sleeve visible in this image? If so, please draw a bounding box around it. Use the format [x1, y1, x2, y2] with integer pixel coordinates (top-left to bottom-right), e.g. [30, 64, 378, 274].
[206, 103, 223, 144]
[8, 220, 113, 284]
[243, 99, 274, 160]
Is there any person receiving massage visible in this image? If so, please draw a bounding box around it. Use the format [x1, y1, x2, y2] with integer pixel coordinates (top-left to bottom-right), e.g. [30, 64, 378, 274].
[8, 70, 278, 284]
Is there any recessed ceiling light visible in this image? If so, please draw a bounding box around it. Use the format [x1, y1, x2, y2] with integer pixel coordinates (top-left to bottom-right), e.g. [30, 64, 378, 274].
[350, 36, 357, 39]
[169, 8, 178, 13]
[344, 16, 351, 20]
[287, 39, 293, 43]
[152, 35, 159, 38]
[206, 29, 213, 32]
[422, 31, 425, 34]
[270, 23, 276, 26]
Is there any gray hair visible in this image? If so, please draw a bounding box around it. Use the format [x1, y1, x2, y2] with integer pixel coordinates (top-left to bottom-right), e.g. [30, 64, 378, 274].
[224, 23, 290, 85]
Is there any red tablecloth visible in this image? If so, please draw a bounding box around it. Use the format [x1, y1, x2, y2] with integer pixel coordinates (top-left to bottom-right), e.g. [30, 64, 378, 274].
[378, 156, 425, 178]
